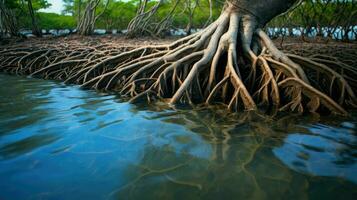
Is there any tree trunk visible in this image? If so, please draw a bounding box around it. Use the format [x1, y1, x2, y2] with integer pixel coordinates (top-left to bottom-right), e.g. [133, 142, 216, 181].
[27, 0, 42, 37]
[77, 0, 109, 36]
[77, 1, 96, 35]
[126, 0, 162, 38]
[2, 0, 357, 115]
[0, 0, 19, 37]
[185, 0, 198, 36]
[77, 0, 82, 26]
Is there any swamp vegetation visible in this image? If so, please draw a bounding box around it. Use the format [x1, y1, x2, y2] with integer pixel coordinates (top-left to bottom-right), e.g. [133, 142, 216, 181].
[0, 0, 357, 199]
[1, 0, 357, 115]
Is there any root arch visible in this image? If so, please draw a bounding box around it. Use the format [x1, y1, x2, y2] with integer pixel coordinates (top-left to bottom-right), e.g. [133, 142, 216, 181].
[0, 7, 356, 116]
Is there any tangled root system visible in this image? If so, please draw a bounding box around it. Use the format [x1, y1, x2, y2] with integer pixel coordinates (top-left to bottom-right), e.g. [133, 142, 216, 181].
[1, 13, 356, 116]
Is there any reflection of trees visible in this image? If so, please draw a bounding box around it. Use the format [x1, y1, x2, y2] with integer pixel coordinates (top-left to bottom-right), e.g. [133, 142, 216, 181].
[0, 75, 54, 158]
[111, 105, 357, 199]
[0, 75, 52, 135]
[0, 134, 60, 159]
[110, 107, 315, 199]
[274, 116, 357, 185]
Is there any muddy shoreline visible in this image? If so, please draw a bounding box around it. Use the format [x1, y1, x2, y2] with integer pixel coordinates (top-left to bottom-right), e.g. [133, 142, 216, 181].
[2, 35, 356, 67]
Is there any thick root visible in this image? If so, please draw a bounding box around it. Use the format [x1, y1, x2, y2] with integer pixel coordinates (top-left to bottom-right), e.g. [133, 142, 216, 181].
[1, 13, 356, 116]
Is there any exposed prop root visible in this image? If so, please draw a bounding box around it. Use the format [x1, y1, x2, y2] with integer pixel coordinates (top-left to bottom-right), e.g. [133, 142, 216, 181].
[1, 14, 356, 116]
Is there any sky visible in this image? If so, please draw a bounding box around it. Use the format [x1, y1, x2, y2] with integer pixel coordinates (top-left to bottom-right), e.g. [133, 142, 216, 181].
[40, 0, 65, 14]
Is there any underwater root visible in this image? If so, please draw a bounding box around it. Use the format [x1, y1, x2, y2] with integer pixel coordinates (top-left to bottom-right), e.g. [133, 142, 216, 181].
[1, 12, 356, 116]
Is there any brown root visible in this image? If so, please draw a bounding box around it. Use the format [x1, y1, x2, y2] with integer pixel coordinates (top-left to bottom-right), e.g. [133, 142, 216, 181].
[1, 13, 356, 116]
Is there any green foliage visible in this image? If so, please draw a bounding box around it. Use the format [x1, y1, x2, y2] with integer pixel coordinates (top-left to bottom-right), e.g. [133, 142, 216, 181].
[269, 0, 357, 28]
[31, 0, 51, 10]
[38, 12, 76, 29]
[96, 0, 137, 29]
[5, 0, 357, 37]
[60, 0, 223, 30]
[6, 0, 50, 10]
[3, 0, 21, 9]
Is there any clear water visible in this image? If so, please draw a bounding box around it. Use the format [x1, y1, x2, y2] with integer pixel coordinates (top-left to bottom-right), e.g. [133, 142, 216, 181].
[0, 74, 356, 200]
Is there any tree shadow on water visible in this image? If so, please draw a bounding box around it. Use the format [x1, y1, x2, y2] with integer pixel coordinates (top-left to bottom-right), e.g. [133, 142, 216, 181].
[110, 106, 357, 200]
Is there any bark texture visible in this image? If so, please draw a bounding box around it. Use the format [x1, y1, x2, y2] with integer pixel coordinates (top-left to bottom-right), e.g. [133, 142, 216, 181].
[0, 0, 19, 37]
[27, 0, 42, 37]
[1, 0, 356, 115]
[77, 0, 109, 35]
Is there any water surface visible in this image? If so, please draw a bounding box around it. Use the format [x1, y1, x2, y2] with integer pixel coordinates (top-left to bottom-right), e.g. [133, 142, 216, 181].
[0, 74, 356, 200]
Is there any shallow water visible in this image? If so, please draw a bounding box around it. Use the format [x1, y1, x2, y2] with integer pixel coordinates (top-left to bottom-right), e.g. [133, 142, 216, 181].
[0, 74, 356, 200]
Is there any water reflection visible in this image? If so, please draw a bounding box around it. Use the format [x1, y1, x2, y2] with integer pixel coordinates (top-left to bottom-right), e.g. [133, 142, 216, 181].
[111, 107, 357, 199]
[0, 74, 356, 200]
[274, 122, 357, 183]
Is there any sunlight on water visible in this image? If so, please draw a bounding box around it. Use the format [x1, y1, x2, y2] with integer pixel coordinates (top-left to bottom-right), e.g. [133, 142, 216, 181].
[0, 74, 356, 200]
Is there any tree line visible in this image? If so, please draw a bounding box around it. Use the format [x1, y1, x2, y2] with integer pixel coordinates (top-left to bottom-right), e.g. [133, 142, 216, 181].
[0, 0, 356, 40]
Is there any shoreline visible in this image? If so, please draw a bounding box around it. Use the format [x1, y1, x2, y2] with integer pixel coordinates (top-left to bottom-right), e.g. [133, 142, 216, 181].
[2, 35, 356, 67]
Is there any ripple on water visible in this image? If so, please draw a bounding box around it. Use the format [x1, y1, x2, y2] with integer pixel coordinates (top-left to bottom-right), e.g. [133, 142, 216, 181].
[0, 74, 356, 200]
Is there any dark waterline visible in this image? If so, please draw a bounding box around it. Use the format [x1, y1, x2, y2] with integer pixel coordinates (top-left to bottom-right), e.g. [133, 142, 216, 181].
[0, 74, 356, 200]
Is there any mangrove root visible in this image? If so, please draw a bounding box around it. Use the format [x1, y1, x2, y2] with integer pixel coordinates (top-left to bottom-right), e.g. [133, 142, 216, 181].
[1, 2, 356, 116]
